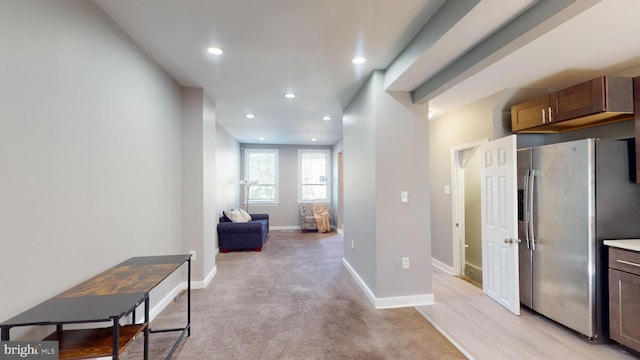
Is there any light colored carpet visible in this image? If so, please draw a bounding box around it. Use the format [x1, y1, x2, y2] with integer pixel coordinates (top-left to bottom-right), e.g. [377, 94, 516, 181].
[122, 230, 466, 359]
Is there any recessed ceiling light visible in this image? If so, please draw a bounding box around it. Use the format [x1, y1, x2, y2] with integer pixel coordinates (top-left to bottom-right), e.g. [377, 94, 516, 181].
[285, 93, 296, 99]
[259, 137, 265, 141]
[352, 57, 366, 65]
[207, 47, 224, 55]
[246, 113, 255, 119]
[311, 138, 317, 142]
[323, 116, 331, 121]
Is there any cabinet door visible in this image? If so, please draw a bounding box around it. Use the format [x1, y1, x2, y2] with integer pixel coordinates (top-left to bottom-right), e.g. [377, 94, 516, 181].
[549, 77, 605, 123]
[511, 96, 549, 131]
[609, 268, 640, 352]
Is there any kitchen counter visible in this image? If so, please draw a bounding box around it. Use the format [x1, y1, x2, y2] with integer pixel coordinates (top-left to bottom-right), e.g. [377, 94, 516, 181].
[603, 239, 640, 252]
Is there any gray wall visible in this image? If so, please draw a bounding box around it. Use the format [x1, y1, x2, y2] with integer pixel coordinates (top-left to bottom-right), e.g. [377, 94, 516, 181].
[343, 73, 378, 293]
[215, 124, 242, 243]
[429, 92, 501, 267]
[0, 0, 183, 333]
[239, 144, 333, 228]
[343, 71, 432, 301]
[181, 88, 218, 281]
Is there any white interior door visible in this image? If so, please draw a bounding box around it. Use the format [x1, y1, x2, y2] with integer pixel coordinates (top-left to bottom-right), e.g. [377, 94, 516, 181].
[480, 135, 519, 315]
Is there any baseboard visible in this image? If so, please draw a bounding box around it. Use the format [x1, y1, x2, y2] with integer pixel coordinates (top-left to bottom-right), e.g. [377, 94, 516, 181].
[198, 265, 217, 289]
[375, 293, 435, 309]
[149, 282, 186, 322]
[147, 265, 215, 322]
[464, 263, 482, 284]
[432, 257, 455, 275]
[342, 258, 377, 306]
[267, 225, 342, 232]
[271, 225, 301, 230]
[342, 258, 435, 309]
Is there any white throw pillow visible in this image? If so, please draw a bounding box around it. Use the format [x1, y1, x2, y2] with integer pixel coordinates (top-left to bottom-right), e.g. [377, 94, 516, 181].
[238, 208, 252, 222]
[228, 209, 248, 223]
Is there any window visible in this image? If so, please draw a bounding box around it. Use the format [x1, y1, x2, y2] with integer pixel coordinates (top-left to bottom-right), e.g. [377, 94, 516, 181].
[299, 149, 331, 202]
[245, 149, 279, 203]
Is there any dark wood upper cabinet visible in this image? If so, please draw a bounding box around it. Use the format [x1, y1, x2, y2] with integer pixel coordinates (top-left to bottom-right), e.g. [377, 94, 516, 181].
[511, 76, 634, 133]
[511, 96, 550, 132]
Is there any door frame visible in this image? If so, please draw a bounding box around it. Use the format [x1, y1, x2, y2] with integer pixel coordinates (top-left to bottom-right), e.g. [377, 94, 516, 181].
[451, 139, 488, 277]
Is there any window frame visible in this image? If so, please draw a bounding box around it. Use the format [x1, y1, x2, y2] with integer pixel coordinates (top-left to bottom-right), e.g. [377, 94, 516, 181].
[298, 149, 331, 203]
[244, 148, 279, 205]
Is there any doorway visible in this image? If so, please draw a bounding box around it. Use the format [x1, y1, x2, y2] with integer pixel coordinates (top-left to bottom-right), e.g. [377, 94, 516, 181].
[451, 139, 487, 287]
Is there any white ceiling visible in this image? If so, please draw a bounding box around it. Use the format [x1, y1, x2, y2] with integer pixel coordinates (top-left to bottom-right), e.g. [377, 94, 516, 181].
[94, 0, 640, 145]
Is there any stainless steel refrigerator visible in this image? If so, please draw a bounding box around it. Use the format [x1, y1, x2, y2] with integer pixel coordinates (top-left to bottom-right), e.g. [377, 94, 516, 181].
[517, 138, 640, 341]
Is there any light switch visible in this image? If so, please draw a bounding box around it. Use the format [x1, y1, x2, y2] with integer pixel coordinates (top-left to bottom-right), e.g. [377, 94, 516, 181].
[401, 191, 408, 203]
[444, 185, 451, 195]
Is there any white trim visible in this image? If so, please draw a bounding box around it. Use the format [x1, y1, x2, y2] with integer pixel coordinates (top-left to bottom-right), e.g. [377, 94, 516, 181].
[271, 225, 301, 230]
[415, 307, 476, 360]
[450, 139, 488, 277]
[342, 258, 377, 306]
[149, 282, 186, 321]
[375, 293, 435, 309]
[148, 266, 216, 322]
[246, 202, 280, 207]
[432, 257, 455, 275]
[343, 258, 435, 309]
[199, 265, 217, 289]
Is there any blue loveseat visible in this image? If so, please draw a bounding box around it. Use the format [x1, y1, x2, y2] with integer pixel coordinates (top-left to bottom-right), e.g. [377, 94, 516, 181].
[217, 213, 269, 253]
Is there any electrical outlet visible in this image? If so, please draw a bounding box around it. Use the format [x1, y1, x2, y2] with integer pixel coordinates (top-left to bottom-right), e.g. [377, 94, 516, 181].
[393, 257, 401, 269]
[402, 257, 410, 269]
[189, 250, 197, 261]
[351, 238, 355, 249]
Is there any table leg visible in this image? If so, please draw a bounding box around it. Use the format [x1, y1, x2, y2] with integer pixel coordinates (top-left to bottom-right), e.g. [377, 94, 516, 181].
[1, 327, 9, 341]
[144, 297, 149, 360]
[112, 318, 119, 360]
[187, 258, 191, 337]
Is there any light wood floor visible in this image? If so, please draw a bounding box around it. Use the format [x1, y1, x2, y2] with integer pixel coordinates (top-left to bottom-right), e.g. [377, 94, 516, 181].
[416, 266, 637, 360]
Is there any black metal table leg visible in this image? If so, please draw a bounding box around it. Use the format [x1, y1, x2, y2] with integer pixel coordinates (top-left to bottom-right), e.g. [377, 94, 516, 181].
[1, 327, 9, 341]
[144, 297, 149, 360]
[112, 317, 120, 360]
[187, 257, 191, 337]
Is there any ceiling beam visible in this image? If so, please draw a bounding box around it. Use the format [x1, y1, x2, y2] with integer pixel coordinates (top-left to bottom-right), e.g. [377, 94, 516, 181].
[411, 0, 599, 104]
[384, 0, 480, 91]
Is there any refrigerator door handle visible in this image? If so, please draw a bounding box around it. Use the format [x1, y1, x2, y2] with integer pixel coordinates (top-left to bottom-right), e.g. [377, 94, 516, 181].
[529, 170, 536, 251]
[523, 170, 531, 249]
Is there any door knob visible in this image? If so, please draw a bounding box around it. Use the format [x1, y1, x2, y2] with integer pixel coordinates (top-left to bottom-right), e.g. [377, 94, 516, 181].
[504, 237, 514, 244]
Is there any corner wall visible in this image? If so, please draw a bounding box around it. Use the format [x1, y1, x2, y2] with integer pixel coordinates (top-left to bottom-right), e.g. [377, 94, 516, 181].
[181, 88, 218, 284]
[343, 71, 432, 307]
[215, 123, 241, 243]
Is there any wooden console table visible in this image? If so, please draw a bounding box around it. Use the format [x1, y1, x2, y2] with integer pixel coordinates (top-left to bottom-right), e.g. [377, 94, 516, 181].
[0, 254, 191, 359]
